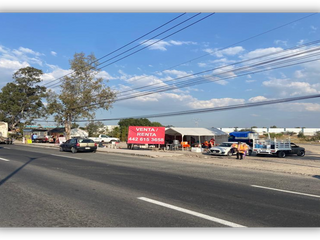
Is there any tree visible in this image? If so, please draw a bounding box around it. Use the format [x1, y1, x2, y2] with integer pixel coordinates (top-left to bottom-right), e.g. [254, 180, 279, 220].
[85, 121, 105, 137]
[239, 128, 253, 132]
[270, 125, 277, 128]
[108, 126, 120, 138]
[0, 67, 47, 130]
[46, 52, 116, 139]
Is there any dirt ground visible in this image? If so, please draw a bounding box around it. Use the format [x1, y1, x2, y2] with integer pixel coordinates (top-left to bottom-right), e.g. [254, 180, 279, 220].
[161, 143, 320, 178]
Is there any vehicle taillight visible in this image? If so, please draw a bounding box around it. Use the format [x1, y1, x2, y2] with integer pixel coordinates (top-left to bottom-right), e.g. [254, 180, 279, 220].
[94, 143, 97, 147]
[76, 143, 80, 147]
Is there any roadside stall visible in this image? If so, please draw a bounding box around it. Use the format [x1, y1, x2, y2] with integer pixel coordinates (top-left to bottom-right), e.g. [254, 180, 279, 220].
[47, 127, 65, 143]
[23, 128, 49, 143]
[165, 127, 228, 152]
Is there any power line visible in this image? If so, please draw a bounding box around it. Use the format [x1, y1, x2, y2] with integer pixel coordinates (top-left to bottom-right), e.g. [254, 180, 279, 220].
[166, 13, 318, 71]
[44, 13, 317, 92]
[105, 13, 319, 94]
[43, 13, 211, 89]
[58, 12, 317, 103]
[116, 39, 320, 97]
[73, 41, 320, 109]
[37, 93, 320, 122]
[41, 12, 187, 88]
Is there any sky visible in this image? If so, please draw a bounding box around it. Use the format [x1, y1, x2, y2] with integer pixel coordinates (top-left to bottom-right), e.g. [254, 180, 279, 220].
[1, 5, 320, 128]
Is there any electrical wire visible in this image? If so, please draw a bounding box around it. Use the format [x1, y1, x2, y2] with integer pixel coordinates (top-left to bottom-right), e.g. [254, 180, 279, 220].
[41, 12, 188, 88]
[71, 41, 320, 109]
[43, 13, 209, 89]
[37, 93, 320, 122]
[36, 13, 320, 124]
[103, 13, 319, 95]
[115, 39, 320, 96]
[47, 12, 318, 103]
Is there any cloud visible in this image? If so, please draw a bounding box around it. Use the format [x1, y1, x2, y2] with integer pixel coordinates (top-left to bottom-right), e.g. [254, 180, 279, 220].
[114, 69, 245, 111]
[241, 47, 283, 60]
[204, 46, 244, 58]
[0, 58, 29, 70]
[141, 39, 197, 51]
[248, 96, 269, 102]
[41, 66, 72, 85]
[294, 60, 320, 83]
[278, 103, 320, 112]
[188, 97, 245, 109]
[162, 69, 194, 79]
[0, 45, 44, 69]
[96, 71, 116, 81]
[14, 47, 42, 56]
[51, 51, 57, 56]
[169, 40, 197, 46]
[262, 78, 320, 96]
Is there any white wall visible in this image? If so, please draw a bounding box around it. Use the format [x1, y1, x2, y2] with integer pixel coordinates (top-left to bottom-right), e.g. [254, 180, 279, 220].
[218, 127, 320, 136]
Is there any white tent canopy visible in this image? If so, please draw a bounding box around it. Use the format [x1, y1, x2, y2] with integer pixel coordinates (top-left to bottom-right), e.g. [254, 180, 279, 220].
[70, 128, 89, 138]
[165, 127, 228, 146]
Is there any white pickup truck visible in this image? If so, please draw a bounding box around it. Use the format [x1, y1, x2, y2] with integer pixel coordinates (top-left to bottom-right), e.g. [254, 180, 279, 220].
[88, 134, 120, 143]
[253, 137, 305, 158]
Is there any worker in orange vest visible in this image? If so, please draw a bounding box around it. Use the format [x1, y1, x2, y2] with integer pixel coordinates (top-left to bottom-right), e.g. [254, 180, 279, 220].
[236, 142, 248, 160]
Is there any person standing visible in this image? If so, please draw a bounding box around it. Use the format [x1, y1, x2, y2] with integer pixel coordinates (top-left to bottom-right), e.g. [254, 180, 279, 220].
[231, 142, 238, 155]
[236, 142, 248, 160]
[209, 138, 215, 148]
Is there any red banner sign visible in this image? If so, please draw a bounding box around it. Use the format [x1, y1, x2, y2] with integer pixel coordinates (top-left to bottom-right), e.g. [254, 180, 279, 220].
[127, 126, 165, 144]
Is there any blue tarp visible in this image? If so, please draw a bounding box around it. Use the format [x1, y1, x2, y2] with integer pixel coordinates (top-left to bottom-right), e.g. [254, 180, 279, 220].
[229, 131, 252, 138]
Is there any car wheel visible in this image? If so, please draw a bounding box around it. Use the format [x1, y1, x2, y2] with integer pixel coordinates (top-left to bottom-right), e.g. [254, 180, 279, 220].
[297, 150, 305, 157]
[227, 151, 232, 156]
[71, 147, 77, 154]
[277, 151, 286, 158]
[59, 147, 63, 152]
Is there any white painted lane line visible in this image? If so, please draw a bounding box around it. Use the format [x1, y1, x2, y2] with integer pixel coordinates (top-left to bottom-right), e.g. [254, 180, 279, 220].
[3, 147, 10, 149]
[0, 157, 10, 162]
[50, 154, 82, 160]
[251, 185, 320, 199]
[138, 197, 246, 228]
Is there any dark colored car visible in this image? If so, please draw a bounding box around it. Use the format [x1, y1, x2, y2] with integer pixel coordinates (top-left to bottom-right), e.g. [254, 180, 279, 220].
[60, 138, 97, 153]
[290, 143, 305, 156]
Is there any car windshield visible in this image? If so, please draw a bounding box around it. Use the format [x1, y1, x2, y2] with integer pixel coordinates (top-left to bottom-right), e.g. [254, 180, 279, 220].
[219, 143, 232, 147]
[78, 139, 94, 143]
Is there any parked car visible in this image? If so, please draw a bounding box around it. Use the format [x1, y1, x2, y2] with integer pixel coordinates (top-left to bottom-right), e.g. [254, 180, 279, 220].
[60, 138, 97, 153]
[289, 143, 305, 157]
[88, 134, 120, 143]
[209, 142, 251, 156]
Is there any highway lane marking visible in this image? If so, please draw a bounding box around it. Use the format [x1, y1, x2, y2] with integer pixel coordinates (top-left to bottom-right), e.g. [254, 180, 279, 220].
[0, 157, 10, 162]
[50, 154, 82, 160]
[138, 197, 246, 228]
[3, 147, 10, 149]
[251, 185, 320, 199]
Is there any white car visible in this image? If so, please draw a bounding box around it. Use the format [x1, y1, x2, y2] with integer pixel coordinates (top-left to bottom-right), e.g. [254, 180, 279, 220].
[209, 142, 252, 156]
[209, 142, 238, 156]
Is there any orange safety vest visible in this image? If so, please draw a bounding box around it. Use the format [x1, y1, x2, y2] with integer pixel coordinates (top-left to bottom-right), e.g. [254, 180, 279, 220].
[237, 144, 248, 153]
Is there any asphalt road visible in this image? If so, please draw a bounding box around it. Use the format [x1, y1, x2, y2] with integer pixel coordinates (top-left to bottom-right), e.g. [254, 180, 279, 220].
[0, 144, 319, 227]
